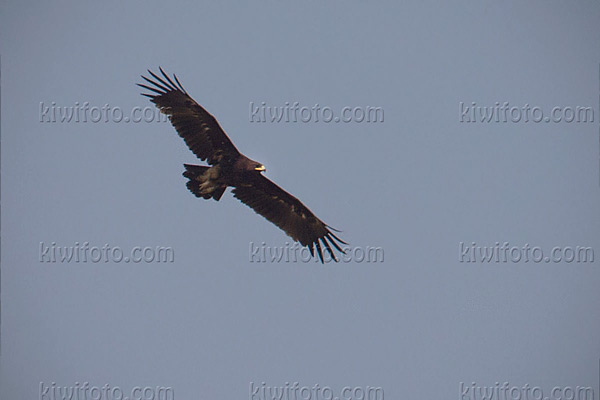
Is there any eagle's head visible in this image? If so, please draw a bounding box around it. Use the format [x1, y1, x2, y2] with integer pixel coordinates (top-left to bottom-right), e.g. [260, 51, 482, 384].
[235, 155, 266, 174]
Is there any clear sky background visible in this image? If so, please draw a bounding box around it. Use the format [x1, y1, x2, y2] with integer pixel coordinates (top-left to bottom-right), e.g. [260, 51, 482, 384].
[1, 1, 600, 399]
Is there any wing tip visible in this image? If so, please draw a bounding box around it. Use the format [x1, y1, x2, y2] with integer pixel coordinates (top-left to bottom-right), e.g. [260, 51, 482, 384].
[139, 67, 188, 96]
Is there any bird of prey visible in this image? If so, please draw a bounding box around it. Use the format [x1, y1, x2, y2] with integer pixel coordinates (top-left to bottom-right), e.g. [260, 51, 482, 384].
[138, 68, 346, 262]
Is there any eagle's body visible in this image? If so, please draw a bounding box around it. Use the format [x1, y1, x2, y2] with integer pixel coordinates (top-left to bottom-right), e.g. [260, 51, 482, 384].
[138, 68, 345, 262]
[183, 154, 263, 201]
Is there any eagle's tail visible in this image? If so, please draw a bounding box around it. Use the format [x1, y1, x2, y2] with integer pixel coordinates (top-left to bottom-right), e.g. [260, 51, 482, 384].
[182, 164, 226, 201]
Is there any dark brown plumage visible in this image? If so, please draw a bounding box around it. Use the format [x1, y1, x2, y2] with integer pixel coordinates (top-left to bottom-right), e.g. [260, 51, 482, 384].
[138, 68, 346, 262]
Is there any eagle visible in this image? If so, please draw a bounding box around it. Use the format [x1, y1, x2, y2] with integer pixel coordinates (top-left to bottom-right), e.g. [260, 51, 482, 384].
[138, 68, 346, 262]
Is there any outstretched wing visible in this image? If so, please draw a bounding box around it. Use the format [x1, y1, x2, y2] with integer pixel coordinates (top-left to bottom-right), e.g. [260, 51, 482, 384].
[138, 68, 240, 165]
[232, 175, 346, 262]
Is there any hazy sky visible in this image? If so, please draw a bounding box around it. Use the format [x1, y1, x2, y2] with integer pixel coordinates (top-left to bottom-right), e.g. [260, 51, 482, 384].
[1, 1, 600, 399]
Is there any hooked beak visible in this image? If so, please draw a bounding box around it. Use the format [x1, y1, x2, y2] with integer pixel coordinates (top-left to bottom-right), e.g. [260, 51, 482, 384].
[255, 165, 266, 172]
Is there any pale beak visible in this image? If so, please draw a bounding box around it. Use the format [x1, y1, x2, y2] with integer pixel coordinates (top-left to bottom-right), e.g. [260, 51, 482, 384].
[255, 165, 266, 172]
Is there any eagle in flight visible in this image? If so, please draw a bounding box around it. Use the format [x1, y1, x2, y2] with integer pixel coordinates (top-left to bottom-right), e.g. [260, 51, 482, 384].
[138, 68, 346, 262]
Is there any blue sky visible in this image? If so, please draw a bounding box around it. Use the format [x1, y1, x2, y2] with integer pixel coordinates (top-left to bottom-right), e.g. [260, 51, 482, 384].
[1, 1, 600, 399]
